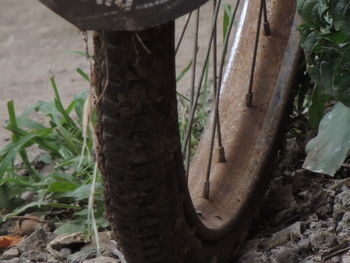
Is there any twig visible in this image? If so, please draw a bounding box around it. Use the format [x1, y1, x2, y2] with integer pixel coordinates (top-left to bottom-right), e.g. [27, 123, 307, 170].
[330, 178, 350, 190]
[322, 241, 350, 260]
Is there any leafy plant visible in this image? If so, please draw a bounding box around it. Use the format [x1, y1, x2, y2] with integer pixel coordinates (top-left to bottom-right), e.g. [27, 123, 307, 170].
[0, 73, 108, 235]
[298, 0, 350, 175]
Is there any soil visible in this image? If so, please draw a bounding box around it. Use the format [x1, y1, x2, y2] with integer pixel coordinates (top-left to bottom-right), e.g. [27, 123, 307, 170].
[2, 133, 350, 263]
[0, 0, 89, 148]
[1, 1, 350, 263]
[235, 137, 350, 263]
[0, 0, 216, 150]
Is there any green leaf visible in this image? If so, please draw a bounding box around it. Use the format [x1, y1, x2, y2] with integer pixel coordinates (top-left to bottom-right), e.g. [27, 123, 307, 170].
[308, 86, 331, 128]
[2, 201, 80, 221]
[47, 181, 79, 193]
[223, 4, 232, 41]
[76, 68, 90, 81]
[56, 183, 103, 201]
[298, 0, 323, 27]
[329, 0, 350, 31]
[303, 102, 350, 176]
[55, 221, 85, 235]
[50, 76, 78, 130]
[68, 51, 88, 57]
[0, 130, 50, 180]
[7, 101, 36, 178]
[176, 60, 192, 83]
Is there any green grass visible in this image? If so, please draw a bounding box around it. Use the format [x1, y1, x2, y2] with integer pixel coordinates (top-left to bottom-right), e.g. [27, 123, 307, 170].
[0, 69, 210, 238]
[0, 72, 108, 236]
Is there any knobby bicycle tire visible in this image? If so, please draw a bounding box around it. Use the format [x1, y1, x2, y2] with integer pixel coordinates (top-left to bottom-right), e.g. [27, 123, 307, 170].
[93, 0, 301, 262]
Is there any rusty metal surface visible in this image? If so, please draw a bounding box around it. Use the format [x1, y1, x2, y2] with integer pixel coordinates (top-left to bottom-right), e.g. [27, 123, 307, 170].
[186, 0, 301, 240]
[39, 0, 208, 30]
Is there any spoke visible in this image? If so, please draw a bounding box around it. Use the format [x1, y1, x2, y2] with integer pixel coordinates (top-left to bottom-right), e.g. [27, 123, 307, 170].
[262, 0, 271, 36]
[211, 1, 226, 164]
[246, 0, 264, 108]
[181, 0, 222, 156]
[175, 12, 193, 55]
[185, 9, 200, 179]
[203, 0, 241, 200]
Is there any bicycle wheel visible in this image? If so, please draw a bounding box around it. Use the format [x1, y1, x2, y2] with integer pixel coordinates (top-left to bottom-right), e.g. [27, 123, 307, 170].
[93, 0, 301, 262]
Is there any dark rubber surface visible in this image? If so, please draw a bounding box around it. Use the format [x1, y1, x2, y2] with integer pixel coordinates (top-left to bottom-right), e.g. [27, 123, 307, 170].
[93, 23, 201, 263]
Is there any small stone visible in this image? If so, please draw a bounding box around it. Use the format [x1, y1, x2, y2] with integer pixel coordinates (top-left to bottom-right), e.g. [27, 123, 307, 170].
[239, 238, 262, 255]
[20, 191, 36, 201]
[270, 246, 295, 263]
[314, 190, 334, 217]
[323, 218, 336, 228]
[263, 222, 302, 250]
[342, 255, 350, 263]
[337, 213, 350, 236]
[270, 208, 296, 226]
[318, 205, 332, 217]
[237, 250, 268, 263]
[68, 248, 96, 263]
[327, 225, 336, 232]
[342, 212, 350, 224]
[330, 256, 340, 263]
[16, 228, 47, 252]
[47, 232, 86, 259]
[338, 229, 350, 241]
[83, 256, 119, 263]
[297, 238, 311, 252]
[21, 250, 47, 262]
[269, 184, 295, 211]
[2, 247, 20, 259]
[60, 247, 72, 258]
[310, 222, 320, 229]
[334, 191, 350, 219]
[2, 258, 21, 263]
[310, 231, 337, 250]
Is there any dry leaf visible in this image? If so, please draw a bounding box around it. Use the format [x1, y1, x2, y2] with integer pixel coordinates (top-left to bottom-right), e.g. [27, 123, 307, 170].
[0, 235, 23, 249]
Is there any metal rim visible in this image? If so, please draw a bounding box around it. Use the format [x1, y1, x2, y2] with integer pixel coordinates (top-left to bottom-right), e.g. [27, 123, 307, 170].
[175, 0, 301, 241]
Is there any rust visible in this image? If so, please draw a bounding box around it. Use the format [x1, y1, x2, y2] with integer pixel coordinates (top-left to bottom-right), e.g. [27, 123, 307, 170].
[186, 0, 302, 241]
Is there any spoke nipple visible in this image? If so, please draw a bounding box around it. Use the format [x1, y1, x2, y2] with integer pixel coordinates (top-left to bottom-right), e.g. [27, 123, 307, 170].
[246, 93, 253, 108]
[202, 182, 210, 200]
[264, 22, 271, 36]
[218, 147, 226, 163]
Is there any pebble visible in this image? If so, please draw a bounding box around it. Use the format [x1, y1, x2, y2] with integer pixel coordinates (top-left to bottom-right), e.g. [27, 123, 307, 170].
[2, 258, 21, 263]
[47, 232, 86, 259]
[237, 250, 269, 263]
[83, 256, 119, 263]
[60, 247, 72, 258]
[334, 190, 350, 219]
[330, 256, 340, 263]
[21, 250, 47, 262]
[310, 231, 337, 250]
[310, 222, 321, 229]
[16, 228, 47, 252]
[263, 222, 302, 250]
[341, 212, 350, 224]
[2, 248, 20, 260]
[342, 255, 350, 263]
[297, 238, 311, 252]
[270, 246, 295, 263]
[314, 190, 334, 217]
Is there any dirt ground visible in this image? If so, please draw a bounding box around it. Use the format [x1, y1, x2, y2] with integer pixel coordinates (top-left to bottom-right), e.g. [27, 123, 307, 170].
[0, 0, 90, 148]
[0, 0, 217, 149]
